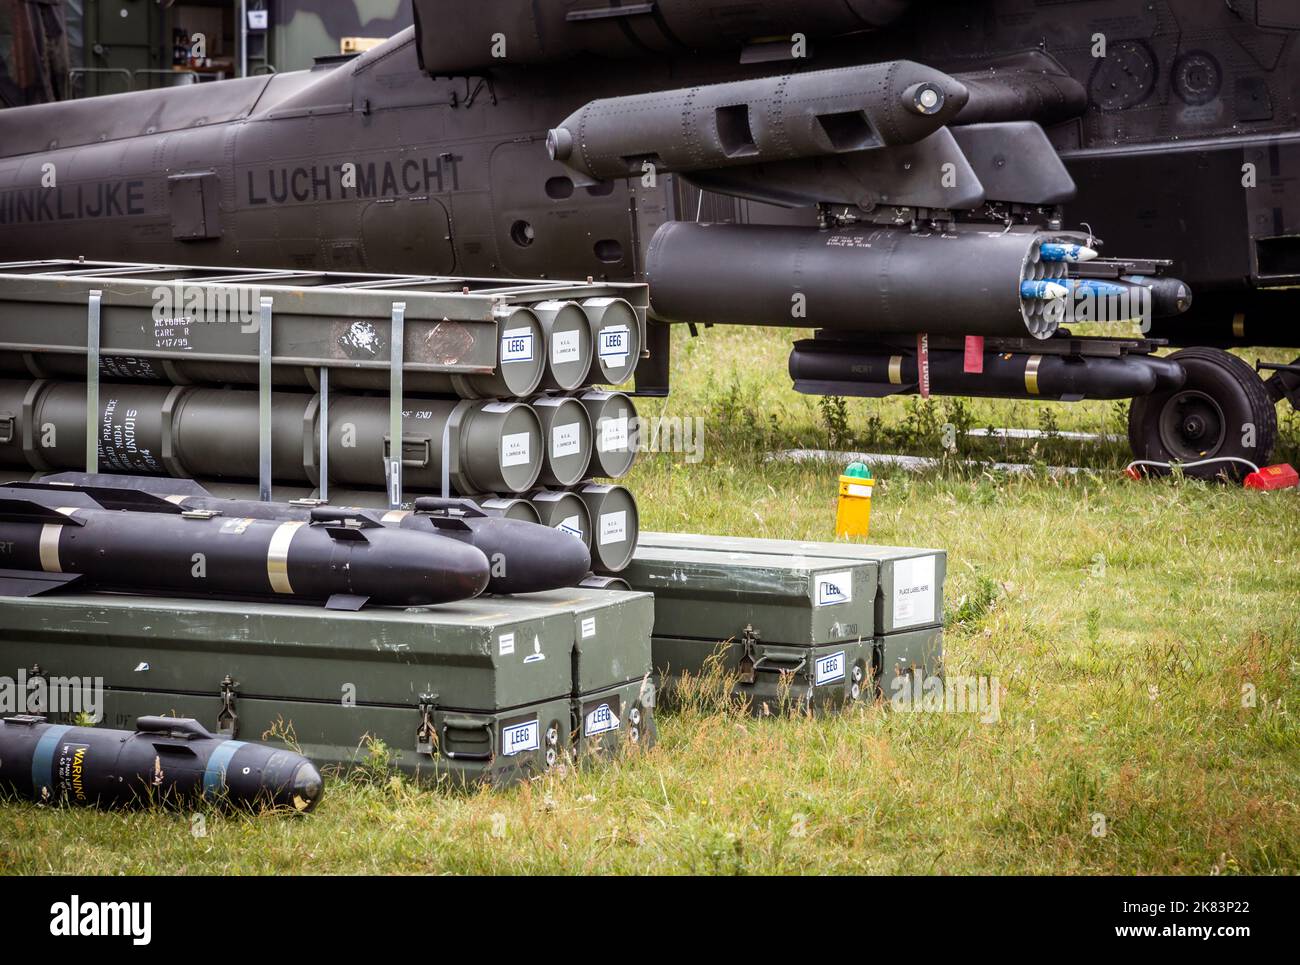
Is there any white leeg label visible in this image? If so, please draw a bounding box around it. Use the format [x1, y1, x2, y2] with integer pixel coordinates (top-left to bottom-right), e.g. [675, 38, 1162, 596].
[598, 325, 629, 365]
[501, 328, 534, 364]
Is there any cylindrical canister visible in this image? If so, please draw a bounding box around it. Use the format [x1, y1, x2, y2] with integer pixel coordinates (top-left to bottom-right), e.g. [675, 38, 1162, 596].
[533, 301, 595, 392]
[0, 379, 544, 495]
[528, 489, 591, 548]
[582, 298, 641, 386]
[577, 483, 639, 574]
[578, 390, 638, 480]
[531, 394, 593, 487]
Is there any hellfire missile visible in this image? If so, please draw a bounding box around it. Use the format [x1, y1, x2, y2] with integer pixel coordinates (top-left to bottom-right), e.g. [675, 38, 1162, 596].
[25, 475, 589, 595]
[0, 487, 491, 609]
[1121, 275, 1194, 317]
[397, 497, 592, 594]
[0, 715, 323, 812]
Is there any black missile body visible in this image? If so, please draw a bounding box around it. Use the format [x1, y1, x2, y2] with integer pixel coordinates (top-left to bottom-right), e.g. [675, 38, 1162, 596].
[398, 497, 592, 594]
[0, 715, 322, 812]
[0, 486, 491, 609]
[28, 475, 591, 595]
[789, 341, 1186, 401]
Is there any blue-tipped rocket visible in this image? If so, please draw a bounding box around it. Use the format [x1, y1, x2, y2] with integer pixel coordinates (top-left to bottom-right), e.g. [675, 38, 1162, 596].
[1020, 279, 1070, 300]
[1064, 278, 1131, 298]
[1039, 243, 1099, 263]
[0, 715, 323, 812]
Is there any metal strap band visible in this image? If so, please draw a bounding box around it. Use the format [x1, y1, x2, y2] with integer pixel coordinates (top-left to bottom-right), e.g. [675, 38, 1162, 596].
[39, 524, 63, 573]
[888, 356, 904, 385]
[381, 510, 411, 523]
[1024, 355, 1043, 396]
[266, 521, 306, 595]
[1232, 313, 1245, 338]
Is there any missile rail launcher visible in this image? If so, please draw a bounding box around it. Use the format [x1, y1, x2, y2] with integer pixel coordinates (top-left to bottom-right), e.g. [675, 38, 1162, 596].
[0, 261, 646, 531]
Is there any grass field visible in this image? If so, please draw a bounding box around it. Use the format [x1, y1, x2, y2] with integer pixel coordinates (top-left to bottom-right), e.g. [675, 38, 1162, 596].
[2, 327, 1297, 875]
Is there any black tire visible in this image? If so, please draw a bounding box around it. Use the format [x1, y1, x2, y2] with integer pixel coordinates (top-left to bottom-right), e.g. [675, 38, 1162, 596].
[1128, 347, 1277, 481]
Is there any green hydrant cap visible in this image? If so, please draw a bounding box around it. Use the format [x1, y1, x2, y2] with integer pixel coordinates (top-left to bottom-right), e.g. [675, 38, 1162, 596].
[844, 462, 872, 480]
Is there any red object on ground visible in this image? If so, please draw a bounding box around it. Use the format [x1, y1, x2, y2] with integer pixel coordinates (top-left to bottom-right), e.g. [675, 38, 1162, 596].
[1123, 466, 1144, 481]
[1244, 464, 1299, 490]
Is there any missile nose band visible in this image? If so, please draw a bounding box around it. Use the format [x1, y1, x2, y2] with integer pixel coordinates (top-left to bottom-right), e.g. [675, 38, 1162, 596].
[266, 520, 307, 595]
[202, 740, 248, 801]
[30, 724, 74, 797]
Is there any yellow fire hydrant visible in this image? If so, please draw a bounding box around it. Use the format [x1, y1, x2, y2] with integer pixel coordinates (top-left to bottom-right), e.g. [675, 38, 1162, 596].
[835, 462, 873, 539]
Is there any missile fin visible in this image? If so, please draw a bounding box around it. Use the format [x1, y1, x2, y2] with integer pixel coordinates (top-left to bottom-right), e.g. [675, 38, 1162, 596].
[323, 526, 371, 543]
[40, 472, 212, 498]
[0, 568, 82, 598]
[0, 498, 89, 525]
[4, 481, 184, 514]
[326, 594, 370, 611]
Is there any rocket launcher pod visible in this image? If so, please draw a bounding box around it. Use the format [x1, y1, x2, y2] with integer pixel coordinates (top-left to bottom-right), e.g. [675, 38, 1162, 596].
[547, 62, 968, 183]
[0, 488, 491, 609]
[646, 223, 1067, 339]
[0, 715, 323, 812]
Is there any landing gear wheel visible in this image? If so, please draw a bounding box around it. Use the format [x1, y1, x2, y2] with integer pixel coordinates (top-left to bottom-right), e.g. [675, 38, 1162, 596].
[1128, 347, 1277, 481]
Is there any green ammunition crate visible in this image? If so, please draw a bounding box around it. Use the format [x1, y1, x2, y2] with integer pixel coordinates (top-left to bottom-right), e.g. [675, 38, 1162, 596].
[572, 677, 657, 762]
[655, 635, 873, 715]
[623, 545, 880, 646]
[0, 588, 651, 785]
[638, 533, 946, 634]
[519, 587, 657, 759]
[623, 545, 880, 714]
[875, 625, 945, 698]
